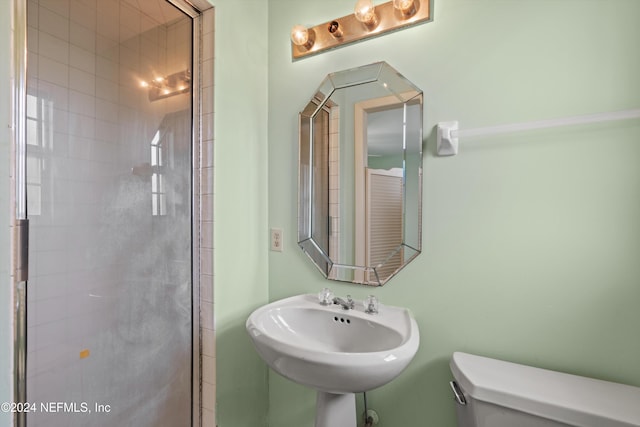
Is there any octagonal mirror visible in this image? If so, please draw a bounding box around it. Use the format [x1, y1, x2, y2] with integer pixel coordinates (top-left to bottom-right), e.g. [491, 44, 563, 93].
[298, 62, 423, 286]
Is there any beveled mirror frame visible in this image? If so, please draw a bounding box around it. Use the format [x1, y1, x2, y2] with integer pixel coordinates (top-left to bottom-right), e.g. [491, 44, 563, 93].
[298, 62, 423, 286]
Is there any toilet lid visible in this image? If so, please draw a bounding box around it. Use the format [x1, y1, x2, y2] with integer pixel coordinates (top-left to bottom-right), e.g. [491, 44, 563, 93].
[450, 352, 640, 427]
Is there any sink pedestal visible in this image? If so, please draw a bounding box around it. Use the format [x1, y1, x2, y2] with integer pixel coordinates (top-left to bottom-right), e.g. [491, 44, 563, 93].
[315, 392, 357, 427]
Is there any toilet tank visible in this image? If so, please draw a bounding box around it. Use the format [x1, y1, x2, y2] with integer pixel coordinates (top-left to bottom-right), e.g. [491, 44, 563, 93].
[449, 352, 640, 427]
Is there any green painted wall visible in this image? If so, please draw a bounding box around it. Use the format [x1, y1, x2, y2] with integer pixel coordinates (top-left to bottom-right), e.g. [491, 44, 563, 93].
[211, 0, 270, 426]
[0, 1, 13, 425]
[267, 1, 640, 426]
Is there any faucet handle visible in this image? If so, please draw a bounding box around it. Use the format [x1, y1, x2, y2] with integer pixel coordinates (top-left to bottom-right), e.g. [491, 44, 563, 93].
[364, 295, 379, 314]
[318, 287, 334, 306]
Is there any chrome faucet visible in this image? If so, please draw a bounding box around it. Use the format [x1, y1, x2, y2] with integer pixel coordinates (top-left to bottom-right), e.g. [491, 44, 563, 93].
[333, 295, 355, 310]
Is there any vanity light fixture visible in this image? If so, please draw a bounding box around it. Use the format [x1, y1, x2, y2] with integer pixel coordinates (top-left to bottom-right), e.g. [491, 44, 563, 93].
[140, 70, 191, 102]
[291, 0, 430, 60]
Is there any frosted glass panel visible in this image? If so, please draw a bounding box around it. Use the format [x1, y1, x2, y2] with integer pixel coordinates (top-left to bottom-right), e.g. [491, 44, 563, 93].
[25, 1, 193, 426]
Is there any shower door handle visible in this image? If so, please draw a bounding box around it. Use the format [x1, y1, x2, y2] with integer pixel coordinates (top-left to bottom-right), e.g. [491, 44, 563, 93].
[14, 219, 29, 282]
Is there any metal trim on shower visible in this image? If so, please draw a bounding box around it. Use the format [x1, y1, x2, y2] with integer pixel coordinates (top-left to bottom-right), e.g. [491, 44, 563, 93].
[168, 2, 208, 425]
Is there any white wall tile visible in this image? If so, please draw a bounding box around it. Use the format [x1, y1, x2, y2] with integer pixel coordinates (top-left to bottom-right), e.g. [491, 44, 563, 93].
[52, 130, 70, 155]
[201, 301, 213, 330]
[203, 355, 216, 385]
[39, 6, 70, 41]
[202, 58, 213, 88]
[118, 84, 139, 109]
[203, 10, 214, 36]
[202, 408, 215, 427]
[32, 320, 66, 352]
[202, 327, 215, 357]
[68, 112, 95, 138]
[69, 67, 95, 95]
[70, 22, 96, 52]
[27, 24, 39, 53]
[95, 77, 118, 103]
[40, 0, 70, 17]
[203, 112, 213, 140]
[201, 167, 213, 194]
[96, 34, 119, 60]
[34, 250, 68, 276]
[95, 99, 118, 123]
[94, 120, 118, 143]
[201, 138, 214, 168]
[202, 85, 213, 115]
[34, 296, 68, 326]
[95, 56, 119, 83]
[200, 274, 213, 302]
[69, 0, 96, 30]
[70, 46, 96, 74]
[92, 140, 115, 162]
[27, 0, 39, 31]
[202, 32, 213, 61]
[38, 82, 69, 110]
[38, 56, 69, 87]
[69, 90, 95, 116]
[39, 31, 70, 64]
[202, 381, 215, 411]
[32, 342, 72, 376]
[201, 249, 213, 276]
[201, 194, 213, 222]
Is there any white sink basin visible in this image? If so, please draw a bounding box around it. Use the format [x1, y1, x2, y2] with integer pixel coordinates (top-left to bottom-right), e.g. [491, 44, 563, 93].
[246, 293, 420, 394]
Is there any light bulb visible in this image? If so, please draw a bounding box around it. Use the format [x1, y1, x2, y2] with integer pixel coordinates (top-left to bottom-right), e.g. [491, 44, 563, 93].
[354, 0, 378, 26]
[393, 0, 416, 16]
[290, 24, 310, 46]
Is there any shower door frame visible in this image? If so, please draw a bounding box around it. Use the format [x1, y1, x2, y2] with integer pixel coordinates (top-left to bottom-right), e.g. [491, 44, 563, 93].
[10, 0, 214, 426]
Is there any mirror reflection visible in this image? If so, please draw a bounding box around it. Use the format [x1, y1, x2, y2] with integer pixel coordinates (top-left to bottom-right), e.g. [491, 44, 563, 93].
[298, 62, 423, 286]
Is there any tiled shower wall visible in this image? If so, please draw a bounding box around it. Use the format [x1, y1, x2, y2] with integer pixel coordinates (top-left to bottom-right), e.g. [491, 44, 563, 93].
[23, 0, 215, 425]
[199, 7, 216, 427]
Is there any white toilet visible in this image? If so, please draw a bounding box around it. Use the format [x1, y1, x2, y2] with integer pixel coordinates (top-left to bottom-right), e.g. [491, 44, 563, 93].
[449, 352, 640, 427]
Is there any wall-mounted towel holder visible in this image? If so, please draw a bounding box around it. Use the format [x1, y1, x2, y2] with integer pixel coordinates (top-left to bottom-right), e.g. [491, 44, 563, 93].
[436, 109, 640, 156]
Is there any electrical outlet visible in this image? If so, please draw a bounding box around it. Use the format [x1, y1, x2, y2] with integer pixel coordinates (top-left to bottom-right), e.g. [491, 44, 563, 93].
[270, 228, 283, 252]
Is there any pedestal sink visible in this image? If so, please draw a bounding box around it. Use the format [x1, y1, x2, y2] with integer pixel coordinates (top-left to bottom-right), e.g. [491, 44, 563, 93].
[246, 293, 420, 427]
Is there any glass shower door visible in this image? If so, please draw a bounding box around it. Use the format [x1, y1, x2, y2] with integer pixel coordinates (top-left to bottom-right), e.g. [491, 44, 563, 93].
[25, 1, 194, 425]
